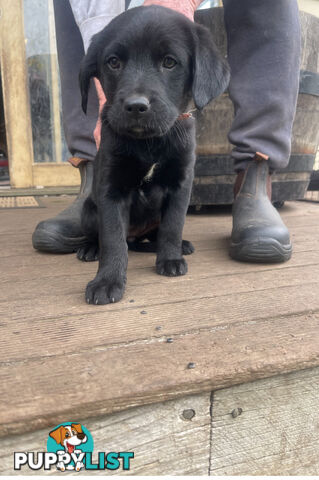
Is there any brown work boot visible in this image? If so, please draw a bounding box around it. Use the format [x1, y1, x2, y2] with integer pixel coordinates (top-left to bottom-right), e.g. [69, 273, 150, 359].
[230, 152, 292, 263]
[32, 160, 93, 253]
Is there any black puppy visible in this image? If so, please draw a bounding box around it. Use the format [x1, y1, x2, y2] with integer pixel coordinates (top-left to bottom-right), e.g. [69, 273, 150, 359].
[78, 5, 229, 305]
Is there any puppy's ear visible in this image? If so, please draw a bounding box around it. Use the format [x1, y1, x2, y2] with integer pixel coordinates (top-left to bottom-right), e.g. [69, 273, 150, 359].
[79, 42, 98, 114]
[49, 426, 65, 446]
[192, 24, 230, 110]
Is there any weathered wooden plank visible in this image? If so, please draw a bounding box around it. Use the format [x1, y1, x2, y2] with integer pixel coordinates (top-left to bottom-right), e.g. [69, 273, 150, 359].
[2, 227, 319, 289]
[32, 163, 80, 187]
[3, 214, 319, 257]
[1, 198, 319, 438]
[210, 367, 319, 475]
[0, 392, 210, 475]
[2, 242, 319, 298]
[2, 367, 319, 475]
[0, 216, 317, 280]
[299, 10, 319, 73]
[1, 221, 319, 262]
[0, 187, 80, 197]
[0, 252, 319, 314]
[1, 240, 319, 286]
[1, 311, 319, 437]
[1, 199, 319, 235]
[1, 219, 319, 278]
[1, 267, 319, 363]
[2, 222, 319, 264]
[2, 368, 319, 475]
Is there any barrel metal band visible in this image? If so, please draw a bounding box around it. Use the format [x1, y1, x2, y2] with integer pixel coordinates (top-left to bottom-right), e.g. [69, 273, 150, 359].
[299, 70, 319, 97]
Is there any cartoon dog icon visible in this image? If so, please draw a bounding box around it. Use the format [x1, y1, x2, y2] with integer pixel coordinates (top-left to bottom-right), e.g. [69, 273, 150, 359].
[49, 423, 87, 471]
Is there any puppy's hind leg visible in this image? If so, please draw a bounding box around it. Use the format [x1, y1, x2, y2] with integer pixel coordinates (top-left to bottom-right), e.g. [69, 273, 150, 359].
[77, 197, 99, 262]
[155, 164, 196, 277]
[182, 239, 195, 255]
[148, 229, 195, 255]
[128, 228, 195, 255]
[77, 243, 99, 262]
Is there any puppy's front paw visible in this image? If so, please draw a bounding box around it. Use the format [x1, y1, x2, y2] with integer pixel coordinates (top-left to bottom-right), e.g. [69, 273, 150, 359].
[77, 244, 99, 262]
[86, 275, 125, 305]
[156, 258, 188, 277]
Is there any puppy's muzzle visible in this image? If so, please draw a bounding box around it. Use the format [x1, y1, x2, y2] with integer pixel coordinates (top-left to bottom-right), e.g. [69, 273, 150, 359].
[124, 95, 150, 119]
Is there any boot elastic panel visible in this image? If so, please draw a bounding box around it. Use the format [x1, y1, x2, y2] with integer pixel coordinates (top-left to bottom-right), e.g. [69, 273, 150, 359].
[230, 153, 292, 263]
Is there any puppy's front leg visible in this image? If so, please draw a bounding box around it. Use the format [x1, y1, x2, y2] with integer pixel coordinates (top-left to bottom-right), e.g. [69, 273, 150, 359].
[156, 174, 193, 277]
[86, 196, 129, 305]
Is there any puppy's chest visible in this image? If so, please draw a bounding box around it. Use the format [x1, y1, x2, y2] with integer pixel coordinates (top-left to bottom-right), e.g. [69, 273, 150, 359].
[109, 154, 184, 192]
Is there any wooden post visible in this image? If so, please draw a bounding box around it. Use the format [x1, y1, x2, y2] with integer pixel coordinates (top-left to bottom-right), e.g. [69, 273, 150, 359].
[48, 0, 63, 164]
[0, 0, 34, 188]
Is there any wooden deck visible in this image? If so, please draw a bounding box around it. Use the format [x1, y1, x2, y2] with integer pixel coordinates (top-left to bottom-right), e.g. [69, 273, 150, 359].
[1, 196, 319, 440]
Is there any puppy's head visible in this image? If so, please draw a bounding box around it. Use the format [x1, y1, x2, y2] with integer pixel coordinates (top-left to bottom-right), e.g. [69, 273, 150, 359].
[80, 6, 229, 138]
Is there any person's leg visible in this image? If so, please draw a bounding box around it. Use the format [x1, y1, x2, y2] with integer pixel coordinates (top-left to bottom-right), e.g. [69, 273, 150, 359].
[32, 0, 99, 252]
[224, 0, 300, 172]
[53, 0, 99, 163]
[223, 0, 301, 262]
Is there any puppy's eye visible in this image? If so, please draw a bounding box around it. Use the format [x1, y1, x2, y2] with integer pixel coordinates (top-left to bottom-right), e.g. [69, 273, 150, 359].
[72, 430, 77, 435]
[65, 432, 70, 437]
[107, 56, 121, 70]
[162, 56, 177, 69]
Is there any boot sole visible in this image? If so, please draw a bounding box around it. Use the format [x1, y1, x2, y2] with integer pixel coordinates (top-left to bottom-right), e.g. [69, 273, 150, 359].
[32, 229, 87, 254]
[230, 238, 292, 263]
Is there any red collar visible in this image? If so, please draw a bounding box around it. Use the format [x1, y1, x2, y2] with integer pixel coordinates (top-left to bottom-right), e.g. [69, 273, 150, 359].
[178, 112, 193, 120]
[177, 109, 196, 121]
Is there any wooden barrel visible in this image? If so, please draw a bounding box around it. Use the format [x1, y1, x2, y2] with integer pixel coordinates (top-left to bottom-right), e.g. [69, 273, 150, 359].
[190, 8, 319, 205]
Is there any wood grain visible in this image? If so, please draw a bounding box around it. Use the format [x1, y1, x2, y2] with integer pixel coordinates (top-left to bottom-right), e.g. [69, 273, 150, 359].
[0, 0, 33, 187]
[32, 163, 80, 187]
[210, 367, 319, 475]
[1, 267, 319, 363]
[0, 393, 211, 475]
[1, 199, 319, 437]
[2, 367, 319, 475]
[1, 311, 319, 437]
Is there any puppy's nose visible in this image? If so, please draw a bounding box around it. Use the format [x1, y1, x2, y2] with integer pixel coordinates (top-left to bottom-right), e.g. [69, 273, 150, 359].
[124, 96, 150, 115]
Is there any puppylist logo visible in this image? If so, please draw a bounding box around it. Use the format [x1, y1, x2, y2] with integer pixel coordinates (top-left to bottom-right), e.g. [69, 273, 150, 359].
[14, 422, 134, 472]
